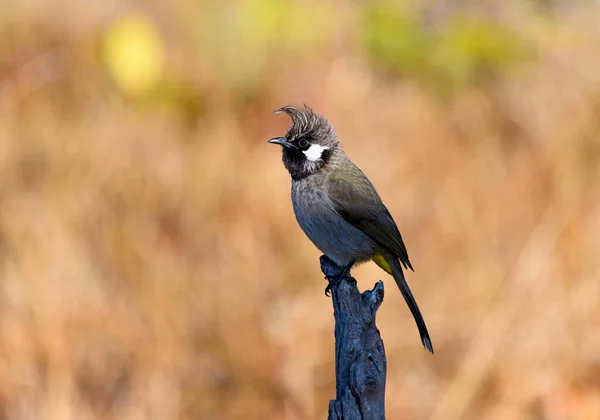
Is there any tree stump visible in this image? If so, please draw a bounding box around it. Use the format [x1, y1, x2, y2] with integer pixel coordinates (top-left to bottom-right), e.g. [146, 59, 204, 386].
[320, 255, 387, 420]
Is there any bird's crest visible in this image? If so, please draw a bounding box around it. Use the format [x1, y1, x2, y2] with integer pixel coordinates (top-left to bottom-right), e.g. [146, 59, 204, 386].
[273, 105, 335, 142]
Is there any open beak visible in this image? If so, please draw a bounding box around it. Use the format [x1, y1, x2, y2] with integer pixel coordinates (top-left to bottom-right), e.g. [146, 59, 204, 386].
[268, 137, 294, 149]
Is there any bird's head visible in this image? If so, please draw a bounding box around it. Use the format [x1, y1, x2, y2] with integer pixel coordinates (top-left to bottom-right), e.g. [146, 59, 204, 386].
[269, 105, 340, 180]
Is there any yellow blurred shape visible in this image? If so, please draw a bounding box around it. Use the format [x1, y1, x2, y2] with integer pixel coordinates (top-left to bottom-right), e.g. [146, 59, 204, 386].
[103, 14, 164, 96]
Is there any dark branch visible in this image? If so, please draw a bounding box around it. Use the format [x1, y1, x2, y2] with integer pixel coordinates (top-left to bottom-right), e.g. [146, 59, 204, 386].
[320, 255, 387, 420]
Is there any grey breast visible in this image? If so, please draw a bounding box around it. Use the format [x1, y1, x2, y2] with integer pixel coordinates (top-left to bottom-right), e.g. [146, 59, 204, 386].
[291, 172, 376, 267]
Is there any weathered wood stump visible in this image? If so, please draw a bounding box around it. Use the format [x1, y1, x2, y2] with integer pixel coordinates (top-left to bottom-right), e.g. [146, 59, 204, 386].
[320, 255, 387, 420]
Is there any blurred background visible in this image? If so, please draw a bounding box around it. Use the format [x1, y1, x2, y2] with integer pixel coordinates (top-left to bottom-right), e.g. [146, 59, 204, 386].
[1, 0, 600, 419]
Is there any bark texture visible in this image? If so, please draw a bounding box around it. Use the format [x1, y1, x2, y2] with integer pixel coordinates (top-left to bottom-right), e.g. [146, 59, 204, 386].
[320, 255, 387, 420]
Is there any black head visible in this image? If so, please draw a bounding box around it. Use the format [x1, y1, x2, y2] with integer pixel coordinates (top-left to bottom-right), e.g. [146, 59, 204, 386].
[268, 105, 339, 180]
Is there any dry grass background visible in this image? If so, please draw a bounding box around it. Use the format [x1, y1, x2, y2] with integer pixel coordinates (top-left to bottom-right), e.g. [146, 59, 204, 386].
[1, 0, 600, 419]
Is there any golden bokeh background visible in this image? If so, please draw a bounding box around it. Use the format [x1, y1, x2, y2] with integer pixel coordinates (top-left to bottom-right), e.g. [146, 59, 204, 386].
[1, 1, 600, 419]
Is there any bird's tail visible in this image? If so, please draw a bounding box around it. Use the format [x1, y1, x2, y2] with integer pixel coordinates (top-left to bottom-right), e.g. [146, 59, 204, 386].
[372, 254, 434, 354]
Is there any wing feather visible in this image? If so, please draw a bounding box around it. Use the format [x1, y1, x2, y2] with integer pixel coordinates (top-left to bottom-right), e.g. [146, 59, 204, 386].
[328, 173, 414, 271]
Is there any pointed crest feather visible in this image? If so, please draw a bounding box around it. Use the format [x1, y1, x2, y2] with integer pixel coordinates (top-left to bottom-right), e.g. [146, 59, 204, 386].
[273, 105, 336, 142]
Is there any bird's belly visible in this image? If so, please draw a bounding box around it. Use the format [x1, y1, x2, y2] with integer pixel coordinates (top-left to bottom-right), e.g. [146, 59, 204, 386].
[293, 193, 375, 267]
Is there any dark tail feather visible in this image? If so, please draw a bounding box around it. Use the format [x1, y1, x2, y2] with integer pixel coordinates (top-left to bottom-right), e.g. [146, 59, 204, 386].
[389, 257, 434, 354]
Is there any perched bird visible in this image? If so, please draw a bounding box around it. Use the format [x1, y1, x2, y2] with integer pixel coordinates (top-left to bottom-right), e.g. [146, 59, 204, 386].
[269, 105, 433, 353]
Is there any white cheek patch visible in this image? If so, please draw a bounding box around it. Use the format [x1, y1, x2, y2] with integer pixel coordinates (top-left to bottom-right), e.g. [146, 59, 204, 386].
[303, 144, 329, 162]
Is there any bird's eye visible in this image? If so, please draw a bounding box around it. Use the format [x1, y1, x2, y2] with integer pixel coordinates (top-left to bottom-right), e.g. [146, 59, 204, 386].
[297, 139, 309, 149]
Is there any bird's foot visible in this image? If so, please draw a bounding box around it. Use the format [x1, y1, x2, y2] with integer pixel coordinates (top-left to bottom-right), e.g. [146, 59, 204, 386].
[324, 261, 355, 296]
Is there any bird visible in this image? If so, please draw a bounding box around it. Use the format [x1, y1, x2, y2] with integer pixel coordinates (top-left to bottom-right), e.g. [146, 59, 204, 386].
[268, 105, 433, 353]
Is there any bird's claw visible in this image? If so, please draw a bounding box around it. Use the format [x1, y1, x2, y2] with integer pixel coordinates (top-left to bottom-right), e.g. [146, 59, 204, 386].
[324, 276, 342, 296]
[324, 261, 355, 296]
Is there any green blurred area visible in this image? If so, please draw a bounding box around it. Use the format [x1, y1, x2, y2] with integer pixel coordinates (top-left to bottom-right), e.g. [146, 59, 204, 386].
[1, 1, 600, 419]
[361, 3, 527, 91]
